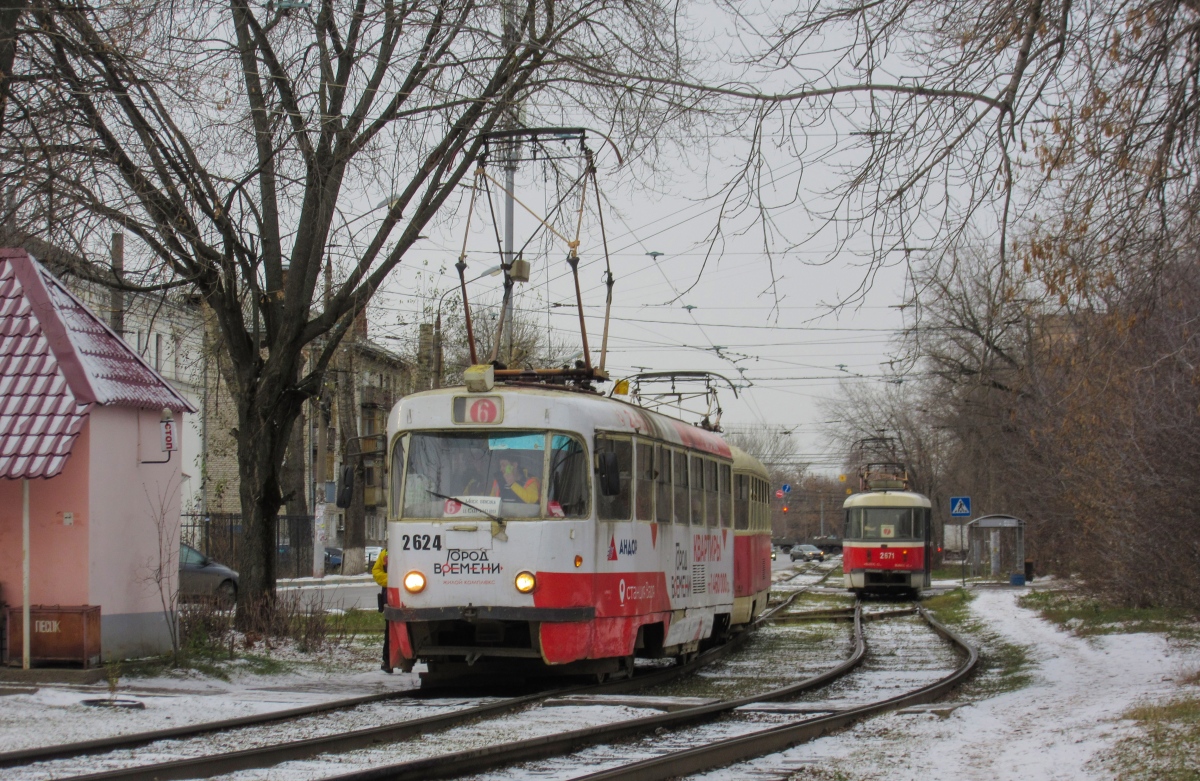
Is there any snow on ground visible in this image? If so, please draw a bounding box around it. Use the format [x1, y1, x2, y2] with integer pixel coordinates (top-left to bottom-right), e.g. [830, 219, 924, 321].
[0, 658, 420, 753]
[2, 584, 1198, 780]
[703, 586, 1200, 781]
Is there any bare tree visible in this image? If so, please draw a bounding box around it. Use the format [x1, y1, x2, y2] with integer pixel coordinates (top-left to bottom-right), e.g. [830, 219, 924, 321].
[2, 1, 699, 618]
[436, 299, 580, 384]
[597, 2, 1200, 307]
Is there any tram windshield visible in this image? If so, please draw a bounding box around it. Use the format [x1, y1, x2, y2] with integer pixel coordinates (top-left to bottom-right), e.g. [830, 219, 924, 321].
[400, 431, 588, 520]
[845, 507, 927, 540]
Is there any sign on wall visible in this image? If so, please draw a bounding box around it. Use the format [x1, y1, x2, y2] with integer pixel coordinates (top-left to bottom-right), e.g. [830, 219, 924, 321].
[160, 419, 178, 452]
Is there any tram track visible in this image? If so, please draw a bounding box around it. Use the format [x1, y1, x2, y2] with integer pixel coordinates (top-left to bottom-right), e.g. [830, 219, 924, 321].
[569, 606, 978, 781]
[309, 601, 974, 781]
[0, 686, 426, 769]
[7, 592, 804, 781]
[308, 602, 869, 781]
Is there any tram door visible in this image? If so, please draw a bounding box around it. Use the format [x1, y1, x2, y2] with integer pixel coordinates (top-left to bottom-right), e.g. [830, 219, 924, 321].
[923, 507, 932, 588]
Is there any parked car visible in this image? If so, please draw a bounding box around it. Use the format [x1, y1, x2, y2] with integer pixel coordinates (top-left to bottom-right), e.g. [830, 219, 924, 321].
[790, 544, 825, 562]
[179, 543, 238, 605]
[324, 546, 344, 572]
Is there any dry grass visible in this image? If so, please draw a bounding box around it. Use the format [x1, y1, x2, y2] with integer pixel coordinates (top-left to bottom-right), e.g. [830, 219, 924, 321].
[1105, 694, 1200, 780]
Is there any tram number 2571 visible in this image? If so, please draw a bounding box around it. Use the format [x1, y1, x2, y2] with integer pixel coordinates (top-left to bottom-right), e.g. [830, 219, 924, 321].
[878, 551, 895, 560]
[400, 534, 442, 551]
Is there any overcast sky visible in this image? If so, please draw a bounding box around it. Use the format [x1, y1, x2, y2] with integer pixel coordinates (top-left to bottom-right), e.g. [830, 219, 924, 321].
[368, 126, 917, 475]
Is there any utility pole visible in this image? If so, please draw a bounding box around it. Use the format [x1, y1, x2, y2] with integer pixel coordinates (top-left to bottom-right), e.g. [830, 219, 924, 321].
[819, 497, 825, 537]
[314, 262, 331, 573]
[501, 0, 518, 364]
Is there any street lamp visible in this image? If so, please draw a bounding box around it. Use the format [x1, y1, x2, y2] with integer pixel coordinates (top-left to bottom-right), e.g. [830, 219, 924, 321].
[431, 265, 502, 388]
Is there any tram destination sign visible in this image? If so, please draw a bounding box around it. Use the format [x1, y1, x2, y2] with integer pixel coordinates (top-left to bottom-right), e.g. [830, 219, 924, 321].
[950, 496, 972, 517]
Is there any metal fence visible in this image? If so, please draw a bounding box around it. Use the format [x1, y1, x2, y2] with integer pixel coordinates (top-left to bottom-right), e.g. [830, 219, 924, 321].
[181, 513, 315, 580]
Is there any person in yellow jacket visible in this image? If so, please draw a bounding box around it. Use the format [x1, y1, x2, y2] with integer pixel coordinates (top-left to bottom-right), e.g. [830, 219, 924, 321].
[491, 457, 540, 503]
[372, 550, 391, 673]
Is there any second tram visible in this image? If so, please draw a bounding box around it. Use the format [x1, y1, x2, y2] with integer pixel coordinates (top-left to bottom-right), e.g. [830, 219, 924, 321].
[841, 465, 932, 596]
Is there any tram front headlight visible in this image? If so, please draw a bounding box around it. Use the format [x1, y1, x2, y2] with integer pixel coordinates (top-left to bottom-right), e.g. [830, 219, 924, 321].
[403, 570, 427, 593]
[515, 571, 537, 593]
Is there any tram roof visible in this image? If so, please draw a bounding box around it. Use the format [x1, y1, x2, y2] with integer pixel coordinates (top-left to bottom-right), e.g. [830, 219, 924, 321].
[843, 490, 931, 509]
[729, 444, 769, 478]
[391, 384, 735, 459]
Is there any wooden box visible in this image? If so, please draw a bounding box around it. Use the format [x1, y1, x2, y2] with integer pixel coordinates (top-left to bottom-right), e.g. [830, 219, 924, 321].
[6, 605, 101, 668]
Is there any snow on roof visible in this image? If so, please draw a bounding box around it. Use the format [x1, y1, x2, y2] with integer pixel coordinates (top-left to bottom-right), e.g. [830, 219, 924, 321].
[0, 249, 195, 479]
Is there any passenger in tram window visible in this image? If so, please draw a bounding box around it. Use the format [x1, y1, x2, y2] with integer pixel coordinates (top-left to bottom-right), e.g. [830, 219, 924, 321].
[492, 456, 541, 503]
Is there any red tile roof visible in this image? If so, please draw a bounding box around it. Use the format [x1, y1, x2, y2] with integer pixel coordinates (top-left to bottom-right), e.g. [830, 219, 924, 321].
[0, 249, 195, 479]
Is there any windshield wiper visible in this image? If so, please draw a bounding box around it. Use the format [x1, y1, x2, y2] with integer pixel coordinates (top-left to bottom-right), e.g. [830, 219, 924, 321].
[426, 490, 504, 524]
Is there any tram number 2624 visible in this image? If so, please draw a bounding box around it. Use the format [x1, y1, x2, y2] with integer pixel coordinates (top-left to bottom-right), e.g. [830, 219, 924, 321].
[400, 534, 442, 551]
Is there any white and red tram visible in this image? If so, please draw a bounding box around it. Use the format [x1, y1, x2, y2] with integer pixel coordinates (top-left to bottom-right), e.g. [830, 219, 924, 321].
[842, 485, 932, 597]
[382, 382, 773, 679]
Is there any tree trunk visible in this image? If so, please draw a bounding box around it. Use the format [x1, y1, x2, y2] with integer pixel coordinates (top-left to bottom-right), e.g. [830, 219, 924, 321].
[0, 1, 25, 136]
[233, 372, 305, 626]
[338, 346, 366, 575]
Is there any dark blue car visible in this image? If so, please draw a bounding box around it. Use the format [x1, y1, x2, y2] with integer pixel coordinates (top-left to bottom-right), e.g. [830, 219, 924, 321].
[324, 546, 343, 572]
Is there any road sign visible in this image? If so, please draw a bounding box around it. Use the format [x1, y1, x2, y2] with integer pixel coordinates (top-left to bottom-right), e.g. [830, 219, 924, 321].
[781, 484, 791, 494]
[775, 489, 784, 499]
[950, 496, 972, 517]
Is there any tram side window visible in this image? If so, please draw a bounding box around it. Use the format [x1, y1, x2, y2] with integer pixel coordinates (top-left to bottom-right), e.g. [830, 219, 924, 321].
[548, 434, 589, 518]
[703, 459, 718, 527]
[389, 436, 405, 518]
[689, 455, 704, 526]
[655, 445, 672, 523]
[734, 474, 750, 530]
[760, 478, 769, 530]
[673, 450, 690, 524]
[750, 478, 759, 530]
[635, 441, 655, 521]
[719, 464, 731, 528]
[596, 436, 632, 521]
[846, 508, 862, 538]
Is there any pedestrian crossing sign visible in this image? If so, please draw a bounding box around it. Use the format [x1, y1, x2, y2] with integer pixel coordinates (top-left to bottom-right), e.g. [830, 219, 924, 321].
[950, 496, 971, 517]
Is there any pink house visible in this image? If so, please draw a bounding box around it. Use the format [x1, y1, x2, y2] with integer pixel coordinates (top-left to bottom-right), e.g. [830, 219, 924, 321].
[0, 249, 195, 663]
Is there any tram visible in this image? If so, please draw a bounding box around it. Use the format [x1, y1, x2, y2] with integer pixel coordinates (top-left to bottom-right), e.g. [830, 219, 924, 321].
[841, 463, 932, 597]
[381, 372, 773, 680]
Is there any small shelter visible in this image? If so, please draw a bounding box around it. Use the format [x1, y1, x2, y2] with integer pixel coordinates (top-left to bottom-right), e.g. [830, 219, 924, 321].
[0, 249, 195, 666]
[963, 514, 1027, 584]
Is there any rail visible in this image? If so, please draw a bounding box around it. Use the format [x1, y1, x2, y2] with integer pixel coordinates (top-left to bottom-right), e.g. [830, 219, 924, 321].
[18, 592, 804, 781]
[305, 600, 867, 781]
[572, 605, 978, 781]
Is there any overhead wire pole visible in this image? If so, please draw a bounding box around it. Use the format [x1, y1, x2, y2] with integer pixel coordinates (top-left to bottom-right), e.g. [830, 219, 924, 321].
[501, 0, 518, 365]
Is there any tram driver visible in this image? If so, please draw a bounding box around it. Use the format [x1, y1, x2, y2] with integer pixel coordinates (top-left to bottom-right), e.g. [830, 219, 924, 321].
[491, 455, 541, 503]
